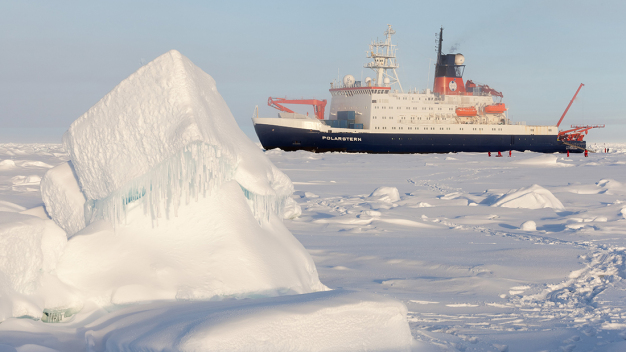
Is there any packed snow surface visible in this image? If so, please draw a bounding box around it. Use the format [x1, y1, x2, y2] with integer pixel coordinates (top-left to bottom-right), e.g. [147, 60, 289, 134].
[3, 143, 626, 350]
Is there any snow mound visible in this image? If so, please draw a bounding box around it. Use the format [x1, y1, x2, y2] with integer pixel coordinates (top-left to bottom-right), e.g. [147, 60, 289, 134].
[369, 186, 400, 203]
[515, 155, 570, 167]
[84, 290, 412, 352]
[0, 212, 67, 320]
[56, 181, 325, 306]
[520, 220, 537, 231]
[20, 161, 53, 168]
[492, 184, 564, 211]
[0, 160, 16, 170]
[11, 175, 41, 186]
[40, 161, 86, 237]
[0, 201, 26, 212]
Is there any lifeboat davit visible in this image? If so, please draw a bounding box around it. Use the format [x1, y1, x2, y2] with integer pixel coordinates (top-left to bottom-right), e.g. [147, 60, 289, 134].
[455, 107, 478, 117]
[484, 103, 507, 114]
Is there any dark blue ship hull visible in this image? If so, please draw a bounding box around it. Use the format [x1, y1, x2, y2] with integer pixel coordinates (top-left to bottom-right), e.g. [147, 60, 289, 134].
[254, 124, 585, 153]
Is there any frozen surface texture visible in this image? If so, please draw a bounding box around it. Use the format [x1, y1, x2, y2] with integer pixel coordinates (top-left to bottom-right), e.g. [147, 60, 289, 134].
[0, 212, 67, 320]
[49, 50, 325, 307]
[84, 290, 412, 352]
[40, 161, 86, 236]
[56, 181, 325, 306]
[63, 50, 291, 223]
[3, 143, 626, 350]
[492, 184, 565, 210]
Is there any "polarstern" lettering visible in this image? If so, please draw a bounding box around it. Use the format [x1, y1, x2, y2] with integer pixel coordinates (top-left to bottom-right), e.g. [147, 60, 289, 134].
[322, 136, 362, 142]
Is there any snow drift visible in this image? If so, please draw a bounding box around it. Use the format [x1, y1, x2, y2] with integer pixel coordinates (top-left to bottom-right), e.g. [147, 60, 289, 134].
[492, 184, 565, 211]
[84, 290, 412, 352]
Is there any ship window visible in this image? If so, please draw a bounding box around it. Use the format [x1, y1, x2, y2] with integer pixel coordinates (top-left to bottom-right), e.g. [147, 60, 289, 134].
[372, 100, 376, 103]
[389, 107, 393, 109]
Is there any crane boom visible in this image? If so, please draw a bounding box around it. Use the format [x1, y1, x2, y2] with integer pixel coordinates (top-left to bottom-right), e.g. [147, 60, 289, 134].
[268, 97, 327, 120]
[556, 83, 584, 127]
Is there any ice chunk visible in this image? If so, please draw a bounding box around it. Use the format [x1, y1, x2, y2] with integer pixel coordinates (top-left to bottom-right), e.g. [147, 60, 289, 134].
[0, 160, 16, 170]
[282, 197, 302, 219]
[369, 186, 400, 203]
[63, 50, 292, 223]
[40, 161, 86, 236]
[83, 290, 412, 352]
[520, 220, 537, 231]
[491, 184, 564, 211]
[55, 181, 325, 307]
[0, 213, 67, 321]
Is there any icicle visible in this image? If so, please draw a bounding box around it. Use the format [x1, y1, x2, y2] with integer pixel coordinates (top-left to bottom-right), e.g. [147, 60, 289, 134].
[83, 141, 290, 227]
[84, 141, 237, 227]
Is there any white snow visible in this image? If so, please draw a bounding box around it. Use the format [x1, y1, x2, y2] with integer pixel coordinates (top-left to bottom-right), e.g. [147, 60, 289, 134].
[370, 186, 401, 202]
[63, 50, 292, 224]
[520, 220, 537, 231]
[0, 212, 67, 321]
[83, 290, 412, 352]
[0, 51, 418, 351]
[40, 161, 86, 236]
[55, 180, 325, 307]
[3, 143, 626, 350]
[491, 184, 565, 210]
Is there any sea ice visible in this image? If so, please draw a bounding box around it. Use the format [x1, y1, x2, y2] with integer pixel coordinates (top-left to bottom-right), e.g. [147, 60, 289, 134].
[63, 50, 292, 224]
[520, 220, 537, 231]
[369, 186, 400, 203]
[83, 290, 412, 352]
[40, 161, 86, 236]
[492, 184, 565, 210]
[0, 212, 67, 320]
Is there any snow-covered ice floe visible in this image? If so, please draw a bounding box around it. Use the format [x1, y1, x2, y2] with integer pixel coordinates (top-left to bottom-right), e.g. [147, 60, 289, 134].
[0, 50, 413, 350]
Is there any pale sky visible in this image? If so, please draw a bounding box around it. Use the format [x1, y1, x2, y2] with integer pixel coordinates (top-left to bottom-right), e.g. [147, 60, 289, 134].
[1, 0, 624, 143]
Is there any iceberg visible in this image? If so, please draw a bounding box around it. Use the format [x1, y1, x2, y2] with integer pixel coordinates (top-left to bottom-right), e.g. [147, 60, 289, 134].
[47, 50, 325, 308]
[63, 50, 291, 225]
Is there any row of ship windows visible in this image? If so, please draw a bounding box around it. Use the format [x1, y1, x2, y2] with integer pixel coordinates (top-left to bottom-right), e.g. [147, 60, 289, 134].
[372, 116, 455, 120]
[372, 97, 436, 102]
[374, 106, 453, 111]
[370, 127, 509, 132]
[373, 127, 455, 131]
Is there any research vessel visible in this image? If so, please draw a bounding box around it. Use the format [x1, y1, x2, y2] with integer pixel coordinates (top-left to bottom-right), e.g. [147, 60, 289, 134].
[253, 25, 594, 153]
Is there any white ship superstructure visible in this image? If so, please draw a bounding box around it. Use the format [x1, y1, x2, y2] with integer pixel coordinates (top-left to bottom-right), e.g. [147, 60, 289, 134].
[252, 26, 587, 153]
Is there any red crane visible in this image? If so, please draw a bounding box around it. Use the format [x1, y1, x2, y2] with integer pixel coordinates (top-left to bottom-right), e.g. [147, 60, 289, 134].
[556, 83, 584, 127]
[555, 83, 605, 142]
[267, 97, 327, 120]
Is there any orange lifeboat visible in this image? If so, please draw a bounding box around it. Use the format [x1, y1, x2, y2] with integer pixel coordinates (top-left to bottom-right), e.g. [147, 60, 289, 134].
[484, 103, 507, 114]
[455, 107, 478, 117]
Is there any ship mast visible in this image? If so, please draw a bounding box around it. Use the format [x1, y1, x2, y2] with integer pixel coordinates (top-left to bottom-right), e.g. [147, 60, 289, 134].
[365, 24, 403, 92]
[434, 27, 443, 90]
